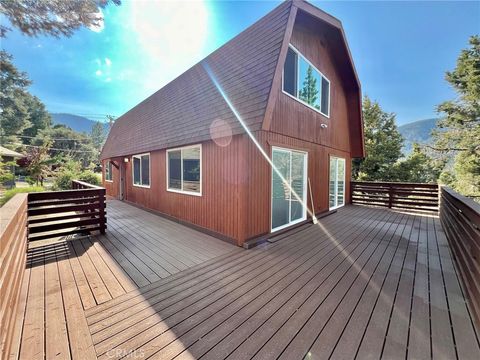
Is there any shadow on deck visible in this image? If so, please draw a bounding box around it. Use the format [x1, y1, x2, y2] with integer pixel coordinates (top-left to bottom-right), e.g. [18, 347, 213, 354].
[9, 202, 480, 359]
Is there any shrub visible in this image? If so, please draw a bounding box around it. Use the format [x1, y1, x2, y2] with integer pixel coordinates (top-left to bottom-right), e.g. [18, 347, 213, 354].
[0, 186, 44, 207]
[78, 170, 101, 186]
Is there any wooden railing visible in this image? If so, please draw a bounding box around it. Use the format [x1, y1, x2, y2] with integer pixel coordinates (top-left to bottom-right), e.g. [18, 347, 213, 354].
[440, 186, 480, 325]
[351, 181, 439, 213]
[1, 194, 28, 359]
[27, 180, 106, 242]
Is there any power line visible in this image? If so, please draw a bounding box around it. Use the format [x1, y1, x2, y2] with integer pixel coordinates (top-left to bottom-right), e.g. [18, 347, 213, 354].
[3, 134, 93, 142]
[5, 143, 98, 153]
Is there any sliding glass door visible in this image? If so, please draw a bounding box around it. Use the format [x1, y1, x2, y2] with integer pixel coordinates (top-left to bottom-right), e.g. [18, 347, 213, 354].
[271, 147, 307, 232]
[329, 156, 346, 210]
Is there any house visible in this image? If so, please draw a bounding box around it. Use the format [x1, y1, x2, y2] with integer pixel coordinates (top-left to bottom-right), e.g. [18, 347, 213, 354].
[0, 146, 24, 189]
[101, 0, 364, 246]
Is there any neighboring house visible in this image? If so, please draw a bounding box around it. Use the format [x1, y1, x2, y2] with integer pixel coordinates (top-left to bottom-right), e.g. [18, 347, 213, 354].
[101, 0, 364, 246]
[0, 146, 24, 189]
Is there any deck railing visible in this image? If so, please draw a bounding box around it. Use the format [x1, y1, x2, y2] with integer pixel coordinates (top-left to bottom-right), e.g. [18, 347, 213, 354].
[351, 181, 439, 213]
[440, 186, 480, 325]
[27, 180, 106, 242]
[0, 194, 28, 359]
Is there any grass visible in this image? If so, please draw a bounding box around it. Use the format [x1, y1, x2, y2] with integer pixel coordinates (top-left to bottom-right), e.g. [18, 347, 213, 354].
[0, 186, 44, 207]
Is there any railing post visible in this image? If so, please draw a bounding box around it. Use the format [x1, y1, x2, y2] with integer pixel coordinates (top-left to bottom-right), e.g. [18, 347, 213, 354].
[99, 188, 106, 234]
[388, 184, 393, 208]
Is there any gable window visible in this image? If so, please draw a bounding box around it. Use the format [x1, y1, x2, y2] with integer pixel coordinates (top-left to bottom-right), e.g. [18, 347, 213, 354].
[329, 156, 345, 210]
[282, 44, 330, 117]
[167, 145, 201, 195]
[105, 161, 113, 182]
[132, 153, 150, 187]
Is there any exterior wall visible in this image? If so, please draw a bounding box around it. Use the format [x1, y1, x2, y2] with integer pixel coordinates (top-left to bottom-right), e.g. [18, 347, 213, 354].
[102, 158, 121, 199]
[269, 15, 355, 154]
[242, 131, 351, 240]
[104, 136, 247, 244]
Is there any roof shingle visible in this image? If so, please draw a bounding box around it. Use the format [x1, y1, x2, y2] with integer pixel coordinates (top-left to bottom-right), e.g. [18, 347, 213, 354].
[101, 1, 292, 159]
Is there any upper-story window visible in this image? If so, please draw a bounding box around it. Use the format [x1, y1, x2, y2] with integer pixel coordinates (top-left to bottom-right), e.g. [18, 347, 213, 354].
[282, 45, 330, 117]
[105, 161, 113, 182]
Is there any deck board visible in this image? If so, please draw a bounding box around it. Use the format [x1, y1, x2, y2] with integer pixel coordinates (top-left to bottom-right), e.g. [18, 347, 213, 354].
[9, 202, 480, 360]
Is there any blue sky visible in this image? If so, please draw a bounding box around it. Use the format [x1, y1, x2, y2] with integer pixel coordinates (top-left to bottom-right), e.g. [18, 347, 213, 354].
[2, 0, 479, 125]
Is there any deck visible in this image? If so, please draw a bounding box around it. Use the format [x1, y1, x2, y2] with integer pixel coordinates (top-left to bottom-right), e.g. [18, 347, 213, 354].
[9, 201, 480, 359]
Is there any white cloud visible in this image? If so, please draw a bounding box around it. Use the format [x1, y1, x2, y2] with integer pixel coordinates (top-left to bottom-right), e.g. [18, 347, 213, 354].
[95, 70, 102, 76]
[105, 77, 112, 82]
[105, 57, 112, 67]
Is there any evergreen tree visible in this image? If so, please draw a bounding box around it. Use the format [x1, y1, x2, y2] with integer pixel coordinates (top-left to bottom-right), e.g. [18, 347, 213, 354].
[91, 121, 107, 151]
[0, 50, 32, 146]
[0, 0, 121, 38]
[394, 143, 442, 183]
[299, 65, 319, 109]
[433, 35, 480, 198]
[353, 96, 404, 181]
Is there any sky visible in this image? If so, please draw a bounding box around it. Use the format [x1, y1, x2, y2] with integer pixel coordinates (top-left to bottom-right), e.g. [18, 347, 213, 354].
[1, 0, 479, 125]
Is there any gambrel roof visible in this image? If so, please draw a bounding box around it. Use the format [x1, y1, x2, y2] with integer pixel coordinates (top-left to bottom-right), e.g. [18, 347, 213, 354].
[101, 0, 363, 160]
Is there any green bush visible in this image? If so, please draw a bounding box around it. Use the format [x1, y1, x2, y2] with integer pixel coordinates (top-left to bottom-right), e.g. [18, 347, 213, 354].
[78, 170, 101, 186]
[53, 168, 101, 190]
[0, 186, 44, 207]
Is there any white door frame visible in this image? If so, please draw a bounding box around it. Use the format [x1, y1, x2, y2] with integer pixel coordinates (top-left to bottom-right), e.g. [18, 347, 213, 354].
[271, 146, 308, 233]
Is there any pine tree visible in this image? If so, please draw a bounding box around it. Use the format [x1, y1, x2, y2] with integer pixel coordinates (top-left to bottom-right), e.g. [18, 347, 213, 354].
[352, 96, 404, 181]
[299, 65, 319, 109]
[433, 35, 480, 198]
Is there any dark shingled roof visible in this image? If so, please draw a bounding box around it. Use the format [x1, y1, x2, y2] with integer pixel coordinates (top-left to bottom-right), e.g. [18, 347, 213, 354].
[101, 1, 293, 159]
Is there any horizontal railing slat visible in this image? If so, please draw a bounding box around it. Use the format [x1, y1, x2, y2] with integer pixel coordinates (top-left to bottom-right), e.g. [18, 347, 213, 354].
[351, 181, 439, 213]
[440, 186, 480, 326]
[26, 180, 106, 241]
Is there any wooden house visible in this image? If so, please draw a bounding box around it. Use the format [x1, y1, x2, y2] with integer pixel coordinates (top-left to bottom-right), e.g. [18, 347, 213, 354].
[101, 0, 364, 246]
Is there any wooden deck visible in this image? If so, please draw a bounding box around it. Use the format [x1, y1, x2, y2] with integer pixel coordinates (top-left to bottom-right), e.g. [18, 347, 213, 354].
[9, 203, 480, 359]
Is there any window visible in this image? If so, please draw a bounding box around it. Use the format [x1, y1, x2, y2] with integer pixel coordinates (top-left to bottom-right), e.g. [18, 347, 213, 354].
[282, 45, 330, 117]
[167, 145, 201, 195]
[105, 161, 113, 182]
[329, 157, 345, 209]
[132, 153, 150, 187]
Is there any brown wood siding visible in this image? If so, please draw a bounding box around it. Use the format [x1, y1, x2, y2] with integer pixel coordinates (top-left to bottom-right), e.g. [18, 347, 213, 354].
[243, 131, 351, 240]
[118, 137, 246, 244]
[269, 13, 355, 154]
[102, 158, 120, 199]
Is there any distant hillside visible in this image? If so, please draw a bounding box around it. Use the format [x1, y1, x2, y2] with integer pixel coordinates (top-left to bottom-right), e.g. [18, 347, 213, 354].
[398, 118, 439, 155]
[51, 113, 109, 133]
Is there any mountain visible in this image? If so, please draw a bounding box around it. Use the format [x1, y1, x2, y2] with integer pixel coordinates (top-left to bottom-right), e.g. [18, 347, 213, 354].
[398, 118, 439, 155]
[50, 113, 109, 133]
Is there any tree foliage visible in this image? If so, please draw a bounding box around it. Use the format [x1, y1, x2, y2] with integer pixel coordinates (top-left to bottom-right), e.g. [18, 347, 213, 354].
[91, 121, 107, 151]
[353, 96, 404, 181]
[394, 144, 443, 183]
[433, 35, 480, 197]
[0, 51, 52, 147]
[0, 0, 120, 38]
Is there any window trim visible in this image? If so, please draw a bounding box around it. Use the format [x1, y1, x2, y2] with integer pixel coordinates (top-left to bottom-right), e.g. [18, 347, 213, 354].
[166, 144, 202, 197]
[329, 156, 346, 210]
[131, 152, 151, 188]
[105, 160, 113, 182]
[282, 44, 331, 118]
